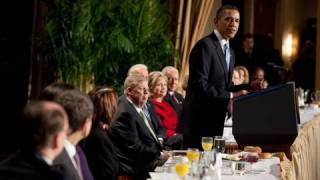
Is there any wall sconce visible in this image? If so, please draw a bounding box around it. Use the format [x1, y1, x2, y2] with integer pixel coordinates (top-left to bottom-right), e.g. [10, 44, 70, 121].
[282, 33, 298, 65]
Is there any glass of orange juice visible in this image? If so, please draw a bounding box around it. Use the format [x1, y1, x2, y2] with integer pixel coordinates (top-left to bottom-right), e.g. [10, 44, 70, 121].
[201, 137, 213, 151]
[187, 148, 200, 162]
[175, 156, 189, 179]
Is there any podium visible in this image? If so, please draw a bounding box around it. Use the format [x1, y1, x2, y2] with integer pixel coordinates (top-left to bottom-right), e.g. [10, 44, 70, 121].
[232, 82, 299, 155]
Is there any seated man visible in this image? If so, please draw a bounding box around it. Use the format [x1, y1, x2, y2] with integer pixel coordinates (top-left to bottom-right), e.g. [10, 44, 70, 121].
[120, 64, 166, 143]
[109, 75, 169, 179]
[162, 66, 184, 117]
[0, 101, 70, 180]
[53, 90, 94, 180]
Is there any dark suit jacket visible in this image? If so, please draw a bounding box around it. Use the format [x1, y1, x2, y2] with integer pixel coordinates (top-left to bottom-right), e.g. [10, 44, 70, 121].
[54, 146, 94, 180]
[178, 32, 235, 148]
[163, 91, 184, 118]
[118, 95, 166, 139]
[109, 97, 163, 178]
[82, 126, 119, 180]
[145, 100, 166, 139]
[0, 152, 69, 180]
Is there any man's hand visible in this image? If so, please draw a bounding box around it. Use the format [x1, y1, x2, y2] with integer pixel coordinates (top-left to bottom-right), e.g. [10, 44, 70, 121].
[250, 79, 268, 91]
[161, 150, 170, 161]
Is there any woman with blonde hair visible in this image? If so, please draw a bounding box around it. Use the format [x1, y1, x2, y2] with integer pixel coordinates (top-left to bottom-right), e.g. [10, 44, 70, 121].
[235, 66, 250, 84]
[148, 71, 182, 149]
[232, 66, 250, 91]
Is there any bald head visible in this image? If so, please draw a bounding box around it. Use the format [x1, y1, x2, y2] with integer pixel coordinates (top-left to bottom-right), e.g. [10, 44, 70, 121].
[127, 64, 148, 78]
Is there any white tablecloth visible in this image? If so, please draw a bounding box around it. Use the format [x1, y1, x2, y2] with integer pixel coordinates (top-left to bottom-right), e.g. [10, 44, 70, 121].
[151, 157, 281, 180]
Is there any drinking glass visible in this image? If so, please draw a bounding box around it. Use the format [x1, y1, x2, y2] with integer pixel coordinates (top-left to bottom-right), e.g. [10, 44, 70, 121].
[187, 148, 200, 163]
[244, 153, 258, 174]
[231, 161, 246, 175]
[201, 137, 213, 151]
[175, 156, 189, 179]
[214, 136, 226, 153]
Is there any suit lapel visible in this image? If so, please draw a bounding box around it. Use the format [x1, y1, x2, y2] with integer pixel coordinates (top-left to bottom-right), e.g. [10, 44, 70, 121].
[125, 99, 161, 145]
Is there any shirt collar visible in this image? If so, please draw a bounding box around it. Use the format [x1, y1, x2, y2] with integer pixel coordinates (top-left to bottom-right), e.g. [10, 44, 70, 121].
[42, 155, 53, 165]
[126, 97, 143, 114]
[214, 29, 229, 51]
[168, 91, 174, 96]
[35, 153, 53, 166]
[64, 139, 76, 159]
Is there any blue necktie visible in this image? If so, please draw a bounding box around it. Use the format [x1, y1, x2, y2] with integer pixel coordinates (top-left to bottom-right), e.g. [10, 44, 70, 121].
[142, 105, 151, 122]
[224, 43, 230, 71]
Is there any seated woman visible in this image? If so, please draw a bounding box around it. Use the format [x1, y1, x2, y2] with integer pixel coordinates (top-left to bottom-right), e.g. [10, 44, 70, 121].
[82, 87, 119, 180]
[231, 66, 250, 91]
[232, 68, 243, 85]
[148, 71, 183, 150]
[237, 66, 250, 85]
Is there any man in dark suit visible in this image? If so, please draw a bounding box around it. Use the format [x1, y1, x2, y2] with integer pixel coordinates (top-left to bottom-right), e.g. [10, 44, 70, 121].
[123, 64, 167, 142]
[0, 101, 70, 180]
[178, 5, 247, 149]
[109, 75, 169, 179]
[53, 90, 94, 180]
[162, 66, 184, 118]
[118, 95, 166, 142]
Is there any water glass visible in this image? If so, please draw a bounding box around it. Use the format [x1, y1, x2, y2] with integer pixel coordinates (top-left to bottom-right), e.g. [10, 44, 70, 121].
[214, 136, 225, 153]
[231, 161, 246, 175]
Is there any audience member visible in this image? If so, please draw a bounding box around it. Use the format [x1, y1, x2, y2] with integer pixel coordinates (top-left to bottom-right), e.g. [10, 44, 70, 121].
[0, 101, 70, 180]
[127, 64, 149, 78]
[82, 87, 119, 180]
[237, 66, 250, 84]
[250, 67, 268, 91]
[235, 33, 258, 72]
[119, 64, 166, 142]
[109, 75, 168, 179]
[53, 90, 94, 180]
[149, 71, 183, 150]
[230, 66, 250, 94]
[39, 83, 79, 101]
[232, 69, 242, 85]
[162, 66, 184, 118]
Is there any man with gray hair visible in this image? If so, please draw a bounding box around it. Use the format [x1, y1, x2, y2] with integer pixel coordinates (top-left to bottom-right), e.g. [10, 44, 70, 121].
[127, 64, 148, 78]
[121, 64, 166, 142]
[110, 75, 169, 179]
[162, 66, 184, 117]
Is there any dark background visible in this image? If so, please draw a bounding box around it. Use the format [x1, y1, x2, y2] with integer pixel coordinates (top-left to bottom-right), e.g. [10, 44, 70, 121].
[0, 1, 33, 155]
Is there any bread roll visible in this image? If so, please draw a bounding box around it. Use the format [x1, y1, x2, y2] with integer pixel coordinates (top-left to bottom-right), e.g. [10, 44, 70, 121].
[259, 152, 272, 159]
[244, 146, 262, 154]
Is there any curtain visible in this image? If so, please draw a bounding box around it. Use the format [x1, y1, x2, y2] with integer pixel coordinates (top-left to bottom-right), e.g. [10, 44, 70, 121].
[174, 0, 215, 94]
